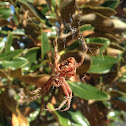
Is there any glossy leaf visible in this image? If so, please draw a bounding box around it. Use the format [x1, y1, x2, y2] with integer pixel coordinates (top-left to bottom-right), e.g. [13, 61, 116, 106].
[18, 0, 43, 21]
[0, 38, 5, 53]
[88, 55, 118, 74]
[46, 27, 57, 38]
[79, 24, 94, 32]
[12, 29, 25, 35]
[60, 40, 80, 54]
[47, 103, 72, 126]
[18, 0, 51, 26]
[41, 30, 50, 60]
[60, 38, 90, 55]
[108, 110, 123, 123]
[69, 111, 90, 126]
[47, 103, 90, 126]
[0, 49, 23, 60]
[68, 81, 109, 100]
[102, 0, 120, 9]
[5, 31, 13, 52]
[0, 57, 28, 70]
[23, 47, 40, 70]
[85, 37, 110, 45]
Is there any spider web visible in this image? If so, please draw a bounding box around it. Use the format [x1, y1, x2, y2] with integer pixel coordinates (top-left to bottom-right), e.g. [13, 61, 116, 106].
[14, 0, 126, 125]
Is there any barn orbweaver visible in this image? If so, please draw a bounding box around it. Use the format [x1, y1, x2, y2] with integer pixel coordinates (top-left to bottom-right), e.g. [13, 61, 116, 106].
[29, 35, 88, 111]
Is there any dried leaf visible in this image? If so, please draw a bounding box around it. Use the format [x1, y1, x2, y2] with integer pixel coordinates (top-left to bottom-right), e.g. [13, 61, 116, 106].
[18, 74, 50, 87]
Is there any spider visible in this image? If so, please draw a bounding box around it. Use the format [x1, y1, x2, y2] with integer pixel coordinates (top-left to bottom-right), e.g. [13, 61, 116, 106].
[29, 35, 88, 111]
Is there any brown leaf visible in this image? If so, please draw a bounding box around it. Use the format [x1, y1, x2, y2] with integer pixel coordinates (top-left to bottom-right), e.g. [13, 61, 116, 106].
[12, 109, 29, 126]
[0, 69, 11, 79]
[107, 47, 123, 57]
[72, 13, 114, 32]
[116, 81, 126, 93]
[12, 113, 19, 126]
[81, 6, 116, 17]
[18, 74, 51, 87]
[10, 68, 22, 78]
[76, 0, 106, 6]
[110, 99, 126, 111]
[60, 0, 76, 22]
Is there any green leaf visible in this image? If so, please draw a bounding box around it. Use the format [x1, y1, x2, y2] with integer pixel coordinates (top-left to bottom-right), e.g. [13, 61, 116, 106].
[118, 72, 126, 82]
[0, 7, 11, 18]
[0, 2, 10, 6]
[46, 27, 56, 38]
[69, 111, 90, 126]
[0, 38, 5, 53]
[23, 47, 40, 69]
[88, 55, 118, 74]
[60, 39, 87, 55]
[0, 7, 12, 19]
[107, 110, 123, 123]
[85, 37, 110, 45]
[18, 0, 41, 20]
[0, 57, 28, 70]
[68, 81, 109, 100]
[0, 49, 23, 60]
[60, 40, 80, 55]
[85, 37, 110, 54]
[5, 31, 13, 52]
[18, 0, 52, 26]
[41, 30, 50, 60]
[47, 103, 70, 126]
[79, 24, 94, 32]
[12, 28, 25, 35]
[102, 0, 120, 9]
[27, 0, 34, 3]
[47, 103, 90, 126]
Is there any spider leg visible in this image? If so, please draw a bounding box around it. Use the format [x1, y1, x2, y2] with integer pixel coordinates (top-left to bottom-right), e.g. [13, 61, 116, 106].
[61, 78, 72, 111]
[60, 71, 76, 77]
[60, 37, 88, 73]
[29, 77, 54, 101]
[28, 87, 41, 95]
[45, 80, 69, 111]
[46, 77, 72, 111]
[52, 77, 63, 87]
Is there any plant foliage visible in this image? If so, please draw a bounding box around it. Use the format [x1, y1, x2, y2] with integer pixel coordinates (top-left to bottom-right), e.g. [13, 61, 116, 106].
[0, 0, 126, 126]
